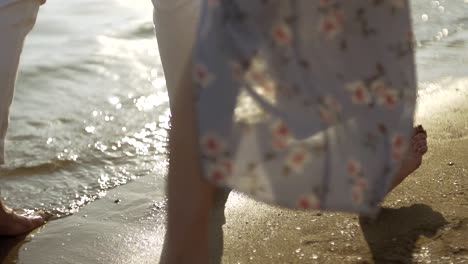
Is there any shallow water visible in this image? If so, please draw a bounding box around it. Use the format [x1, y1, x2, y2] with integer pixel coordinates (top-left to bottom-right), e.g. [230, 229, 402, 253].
[0, 0, 168, 217]
[0, 0, 467, 218]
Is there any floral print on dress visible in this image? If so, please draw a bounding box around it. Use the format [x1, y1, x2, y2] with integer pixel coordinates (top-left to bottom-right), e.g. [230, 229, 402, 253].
[207, 163, 229, 184]
[271, 22, 293, 46]
[318, 7, 344, 39]
[286, 145, 311, 174]
[371, 80, 400, 109]
[201, 132, 225, 157]
[194, 63, 215, 88]
[271, 121, 292, 151]
[391, 133, 407, 161]
[352, 184, 365, 205]
[194, 0, 416, 216]
[297, 193, 321, 210]
[346, 81, 372, 105]
[347, 159, 362, 178]
[319, 95, 342, 124]
[347, 159, 369, 206]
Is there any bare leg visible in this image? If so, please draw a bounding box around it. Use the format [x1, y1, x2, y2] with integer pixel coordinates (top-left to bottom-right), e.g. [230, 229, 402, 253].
[161, 60, 216, 264]
[153, 1, 227, 263]
[389, 125, 428, 192]
[0, 0, 45, 237]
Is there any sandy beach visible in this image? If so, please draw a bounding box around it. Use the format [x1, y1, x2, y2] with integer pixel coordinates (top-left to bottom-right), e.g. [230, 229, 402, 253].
[1, 83, 467, 264]
[223, 83, 468, 263]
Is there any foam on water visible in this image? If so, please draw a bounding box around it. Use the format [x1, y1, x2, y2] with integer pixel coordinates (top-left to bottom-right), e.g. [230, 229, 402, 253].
[418, 76, 468, 114]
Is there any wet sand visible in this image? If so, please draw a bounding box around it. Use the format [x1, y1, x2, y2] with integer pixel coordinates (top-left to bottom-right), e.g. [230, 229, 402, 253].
[1, 85, 467, 264]
[0, 175, 167, 264]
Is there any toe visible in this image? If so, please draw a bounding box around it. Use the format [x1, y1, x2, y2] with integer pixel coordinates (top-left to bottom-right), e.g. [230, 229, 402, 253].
[413, 133, 427, 141]
[412, 140, 426, 152]
[414, 125, 427, 135]
[411, 125, 428, 155]
[29, 214, 46, 228]
[418, 145, 428, 155]
[416, 139, 427, 148]
[6, 212, 45, 236]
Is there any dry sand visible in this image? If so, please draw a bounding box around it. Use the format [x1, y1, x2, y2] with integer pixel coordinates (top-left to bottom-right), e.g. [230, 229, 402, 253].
[1, 83, 467, 264]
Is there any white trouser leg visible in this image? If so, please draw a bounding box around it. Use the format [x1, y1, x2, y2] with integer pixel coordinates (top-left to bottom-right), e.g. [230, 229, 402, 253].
[152, 1, 229, 263]
[152, 0, 201, 110]
[0, 0, 40, 165]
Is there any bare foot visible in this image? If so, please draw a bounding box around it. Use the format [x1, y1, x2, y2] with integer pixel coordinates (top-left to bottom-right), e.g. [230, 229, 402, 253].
[389, 125, 428, 192]
[0, 202, 45, 236]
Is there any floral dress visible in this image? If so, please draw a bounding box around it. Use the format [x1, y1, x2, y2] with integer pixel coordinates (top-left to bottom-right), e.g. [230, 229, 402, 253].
[193, 0, 416, 215]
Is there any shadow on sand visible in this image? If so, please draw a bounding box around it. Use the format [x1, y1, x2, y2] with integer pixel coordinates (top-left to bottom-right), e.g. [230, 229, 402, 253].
[360, 204, 447, 264]
[0, 234, 29, 264]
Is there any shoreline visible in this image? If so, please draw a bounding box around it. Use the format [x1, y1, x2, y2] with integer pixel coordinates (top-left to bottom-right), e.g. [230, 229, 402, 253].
[1, 83, 467, 263]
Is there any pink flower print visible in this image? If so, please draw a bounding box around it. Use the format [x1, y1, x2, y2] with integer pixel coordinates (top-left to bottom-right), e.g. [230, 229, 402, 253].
[372, 80, 399, 109]
[272, 121, 291, 141]
[297, 194, 320, 210]
[347, 159, 362, 178]
[286, 146, 311, 173]
[271, 121, 292, 151]
[319, 95, 342, 124]
[391, 134, 406, 161]
[381, 89, 398, 108]
[220, 159, 233, 175]
[194, 63, 215, 88]
[392, 134, 405, 150]
[351, 185, 364, 205]
[272, 137, 288, 151]
[346, 81, 371, 105]
[201, 133, 225, 157]
[356, 177, 369, 190]
[370, 79, 387, 97]
[271, 22, 293, 46]
[333, 9, 345, 24]
[319, 11, 344, 39]
[207, 164, 227, 184]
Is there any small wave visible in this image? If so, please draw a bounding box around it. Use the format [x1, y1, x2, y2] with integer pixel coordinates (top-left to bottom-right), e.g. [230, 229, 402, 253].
[417, 23, 467, 49]
[416, 77, 468, 141]
[446, 39, 466, 48]
[0, 159, 77, 178]
[19, 59, 97, 81]
[119, 22, 156, 39]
